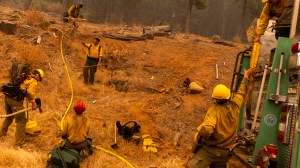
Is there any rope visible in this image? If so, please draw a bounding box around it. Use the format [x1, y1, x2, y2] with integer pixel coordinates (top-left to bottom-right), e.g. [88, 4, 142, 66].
[50, 26, 135, 168]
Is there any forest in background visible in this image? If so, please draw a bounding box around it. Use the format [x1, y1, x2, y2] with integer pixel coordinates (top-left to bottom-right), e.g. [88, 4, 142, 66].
[1, 0, 264, 42]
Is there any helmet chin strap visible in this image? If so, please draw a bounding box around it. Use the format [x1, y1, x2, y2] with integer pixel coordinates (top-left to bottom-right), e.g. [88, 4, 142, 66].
[32, 74, 40, 81]
[215, 99, 228, 104]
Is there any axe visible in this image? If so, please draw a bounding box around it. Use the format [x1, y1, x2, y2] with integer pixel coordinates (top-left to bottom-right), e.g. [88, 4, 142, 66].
[35, 98, 43, 113]
[0, 98, 42, 118]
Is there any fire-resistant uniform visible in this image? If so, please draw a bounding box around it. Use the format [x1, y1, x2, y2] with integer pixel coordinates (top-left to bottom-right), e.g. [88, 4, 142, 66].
[0, 77, 38, 146]
[83, 42, 103, 84]
[187, 78, 249, 168]
[68, 4, 81, 18]
[62, 113, 91, 152]
[64, 4, 83, 33]
[256, 0, 291, 38]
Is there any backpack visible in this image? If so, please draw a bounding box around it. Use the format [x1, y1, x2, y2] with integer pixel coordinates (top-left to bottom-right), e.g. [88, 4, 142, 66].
[1, 63, 30, 100]
[47, 146, 82, 168]
[116, 121, 141, 140]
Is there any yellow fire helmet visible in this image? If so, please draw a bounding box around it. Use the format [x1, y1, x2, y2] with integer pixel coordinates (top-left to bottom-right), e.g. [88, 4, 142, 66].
[262, 0, 268, 2]
[35, 69, 44, 81]
[25, 120, 41, 135]
[211, 84, 231, 100]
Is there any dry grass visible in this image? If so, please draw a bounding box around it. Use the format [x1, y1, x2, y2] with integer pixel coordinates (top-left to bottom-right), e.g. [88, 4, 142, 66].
[14, 41, 48, 66]
[0, 6, 246, 168]
[232, 35, 241, 43]
[0, 144, 46, 168]
[38, 2, 62, 14]
[23, 10, 44, 26]
[23, 10, 50, 30]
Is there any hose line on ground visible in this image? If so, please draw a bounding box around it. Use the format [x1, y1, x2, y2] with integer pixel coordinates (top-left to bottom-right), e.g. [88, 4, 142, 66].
[50, 27, 135, 168]
[50, 27, 74, 130]
[92, 145, 135, 168]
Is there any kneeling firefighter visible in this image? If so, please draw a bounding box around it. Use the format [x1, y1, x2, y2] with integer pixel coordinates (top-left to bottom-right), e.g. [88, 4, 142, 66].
[62, 100, 93, 155]
[0, 69, 44, 147]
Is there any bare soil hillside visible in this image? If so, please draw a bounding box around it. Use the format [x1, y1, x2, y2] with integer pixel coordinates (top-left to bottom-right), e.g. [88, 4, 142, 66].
[0, 6, 246, 168]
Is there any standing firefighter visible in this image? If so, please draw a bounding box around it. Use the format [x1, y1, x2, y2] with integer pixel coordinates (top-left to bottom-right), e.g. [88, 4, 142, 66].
[254, 0, 292, 43]
[186, 68, 256, 168]
[0, 69, 44, 147]
[62, 100, 93, 155]
[82, 36, 103, 85]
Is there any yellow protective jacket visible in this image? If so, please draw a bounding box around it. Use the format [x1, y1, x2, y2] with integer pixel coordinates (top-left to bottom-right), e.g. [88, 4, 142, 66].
[83, 43, 103, 59]
[256, 0, 290, 35]
[62, 113, 90, 144]
[68, 5, 81, 18]
[20, 76, 38, 102]
[200, 78, 249, 149]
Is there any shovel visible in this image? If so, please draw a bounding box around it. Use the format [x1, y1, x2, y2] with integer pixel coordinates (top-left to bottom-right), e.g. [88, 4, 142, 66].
[111, 122, 118, 149]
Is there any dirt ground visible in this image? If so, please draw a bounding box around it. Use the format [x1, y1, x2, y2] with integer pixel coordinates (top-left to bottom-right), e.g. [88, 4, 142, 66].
[0, 6, 248, 168]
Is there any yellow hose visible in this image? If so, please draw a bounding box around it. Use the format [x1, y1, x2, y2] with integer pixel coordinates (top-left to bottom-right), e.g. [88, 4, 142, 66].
[92, 145, 135, 168]
[50, 27, 74, 130]
[50, 26, 135, 168]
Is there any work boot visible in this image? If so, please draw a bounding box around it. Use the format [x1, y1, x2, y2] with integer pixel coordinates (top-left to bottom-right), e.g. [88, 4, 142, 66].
[79, 150, 89, 158]
[86, 138, 93, 155]
[14, 142, 24, 149]
[14, 138, 25, 147]
[88, 146, 93, 155]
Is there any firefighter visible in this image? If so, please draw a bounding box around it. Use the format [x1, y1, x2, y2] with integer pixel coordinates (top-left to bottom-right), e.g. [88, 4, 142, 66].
[67, 4, 83, 19]
[186, 68, 256, 168]
[64, 3, 83, 33]
[0, 69, 44, 147]
[254, 0, 292, 43]
[82, 36, 103, 85]
[61, 100, 93, 155]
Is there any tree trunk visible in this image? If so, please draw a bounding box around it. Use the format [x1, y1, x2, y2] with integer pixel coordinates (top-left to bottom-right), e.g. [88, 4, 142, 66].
[238, 0, 247, 41]
[154, 0, 158, 20]
[143, 25, 171, 36]
[171, 0, 178, 31]
[120, 0, 126, 24]
[24, 0, 32, 10]
[105, 1, 111, 25]
[111, 0, 115, 24]
[185, 0, 193, 33]
[62, 0, 70, 21]
[219, 0, 225, 38]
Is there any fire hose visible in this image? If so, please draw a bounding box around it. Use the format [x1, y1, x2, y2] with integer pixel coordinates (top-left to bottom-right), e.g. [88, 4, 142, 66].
[51, 26, 135, 168]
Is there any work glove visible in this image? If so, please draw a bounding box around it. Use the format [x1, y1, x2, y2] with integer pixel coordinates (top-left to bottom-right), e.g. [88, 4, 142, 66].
[254, 34, 261, 44]
[35, 98, 43, 113]
[31, 100, 37, 110]
[61, 134, 68, 139]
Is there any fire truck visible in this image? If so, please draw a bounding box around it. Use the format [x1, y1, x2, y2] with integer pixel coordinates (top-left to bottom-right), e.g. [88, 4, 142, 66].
[231, 0, 300, 167]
